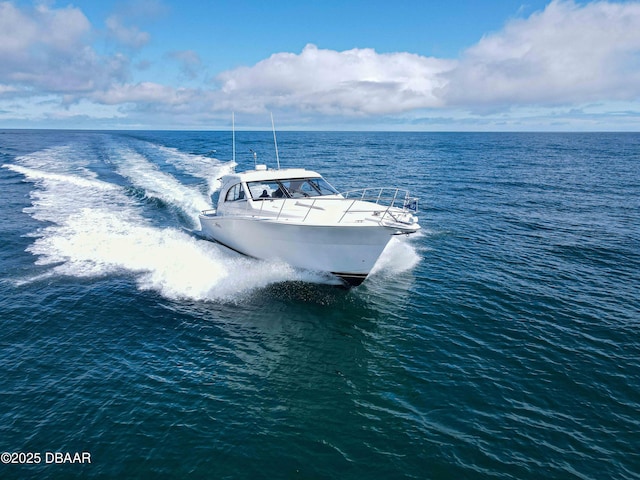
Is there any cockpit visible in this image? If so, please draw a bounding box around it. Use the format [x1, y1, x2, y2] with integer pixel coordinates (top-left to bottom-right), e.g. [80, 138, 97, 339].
[246, 177, 340, 200]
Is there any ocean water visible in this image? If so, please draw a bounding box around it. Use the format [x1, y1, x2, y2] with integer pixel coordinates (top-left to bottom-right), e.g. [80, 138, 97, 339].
[0, 130, 638, 479]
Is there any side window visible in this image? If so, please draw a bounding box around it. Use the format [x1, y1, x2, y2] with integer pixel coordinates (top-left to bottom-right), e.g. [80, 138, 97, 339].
[224, 183, 245, 202]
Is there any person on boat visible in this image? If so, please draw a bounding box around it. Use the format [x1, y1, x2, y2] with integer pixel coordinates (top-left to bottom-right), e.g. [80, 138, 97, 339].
[260, 189, 269, 198]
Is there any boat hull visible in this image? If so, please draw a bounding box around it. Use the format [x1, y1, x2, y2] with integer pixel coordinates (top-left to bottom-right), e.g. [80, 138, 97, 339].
[199, 215, 398, 285]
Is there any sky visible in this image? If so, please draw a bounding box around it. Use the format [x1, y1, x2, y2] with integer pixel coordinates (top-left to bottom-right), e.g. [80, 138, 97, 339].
[1, 0, 640, 130]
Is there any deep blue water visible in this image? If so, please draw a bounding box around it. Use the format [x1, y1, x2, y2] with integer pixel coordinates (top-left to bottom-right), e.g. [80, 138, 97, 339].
[1, 130, 639, 479]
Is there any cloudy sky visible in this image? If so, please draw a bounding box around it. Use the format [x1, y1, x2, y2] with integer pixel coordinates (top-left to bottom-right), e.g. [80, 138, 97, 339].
[1, 0, 640, 130]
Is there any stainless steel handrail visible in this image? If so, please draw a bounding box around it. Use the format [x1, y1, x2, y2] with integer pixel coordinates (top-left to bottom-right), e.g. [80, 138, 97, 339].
[201, 187, 418, 226]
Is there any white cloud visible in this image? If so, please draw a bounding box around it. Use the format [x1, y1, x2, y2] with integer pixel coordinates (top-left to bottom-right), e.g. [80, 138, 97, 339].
[0, 84, 19, 96]
[91, 82, 194, 105]
[106, 15, 150, 49]
[165, 50, 203, 79]
[442, 0, 640, 107]
[209, 1, 640, 118]
[215, 44, 455, 115]
[0, 1, 129, 95]
[0, 2, 90, 55]
[0, 2, 91, 59]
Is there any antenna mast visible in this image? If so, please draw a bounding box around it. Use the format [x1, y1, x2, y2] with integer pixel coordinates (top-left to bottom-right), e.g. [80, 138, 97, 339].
[232, 112, 236, 164]
[271, 112, 281, 170]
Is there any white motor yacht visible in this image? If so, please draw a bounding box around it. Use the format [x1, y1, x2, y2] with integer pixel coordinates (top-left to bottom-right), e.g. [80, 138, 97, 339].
[199, 164, 420, 286]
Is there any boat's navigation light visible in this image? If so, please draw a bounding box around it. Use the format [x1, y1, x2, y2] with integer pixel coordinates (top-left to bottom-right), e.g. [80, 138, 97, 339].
[249, 149, 258, 168]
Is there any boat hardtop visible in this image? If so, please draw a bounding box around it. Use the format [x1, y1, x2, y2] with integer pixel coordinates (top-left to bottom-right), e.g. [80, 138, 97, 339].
[222, 166, 322, 184]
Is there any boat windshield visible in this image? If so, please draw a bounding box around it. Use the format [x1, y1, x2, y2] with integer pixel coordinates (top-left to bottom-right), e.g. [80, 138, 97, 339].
[247, 177, 340, 200]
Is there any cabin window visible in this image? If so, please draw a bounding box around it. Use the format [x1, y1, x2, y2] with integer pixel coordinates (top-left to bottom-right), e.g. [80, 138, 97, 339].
[247, 181, 289, 200]
[247, 178, 340, 200]
[302, 178, 340, 196]
[225, 183, 245, 202]
[282, 178, 340, 198]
